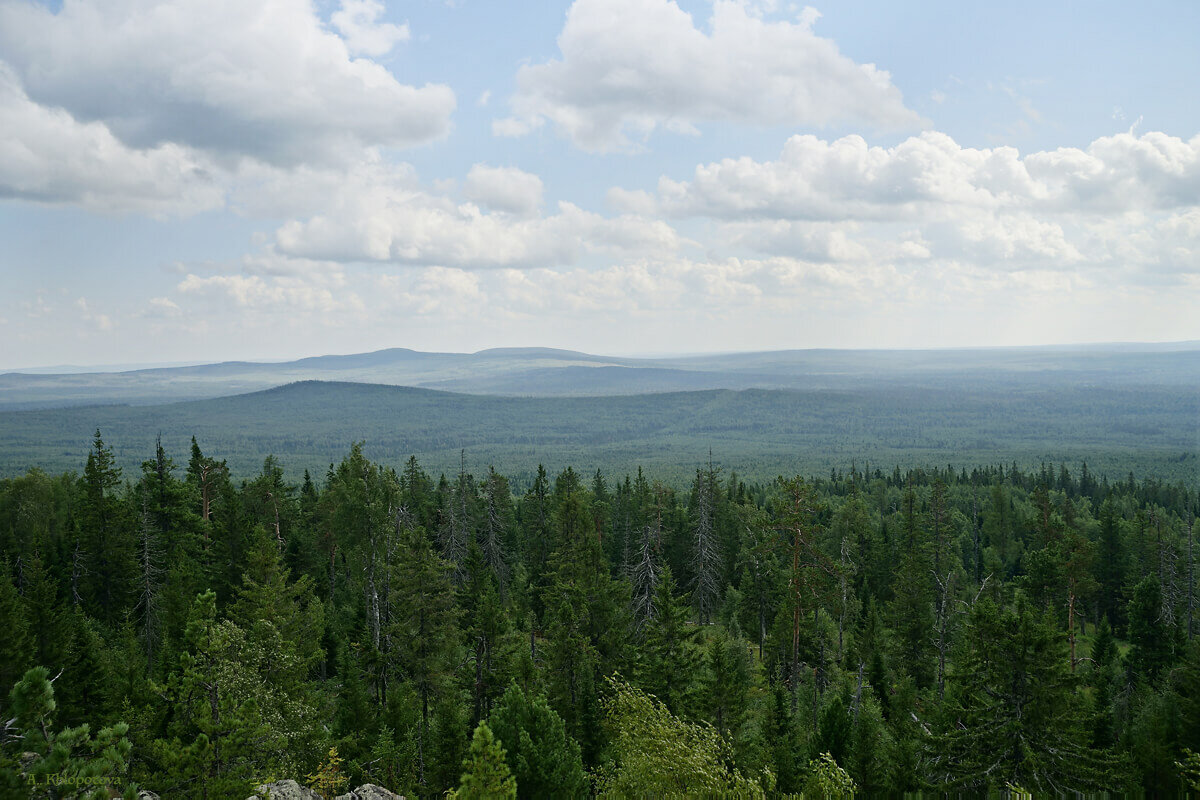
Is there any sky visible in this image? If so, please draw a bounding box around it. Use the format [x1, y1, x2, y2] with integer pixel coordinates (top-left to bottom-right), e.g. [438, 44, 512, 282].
[1, 0, 1199, 368]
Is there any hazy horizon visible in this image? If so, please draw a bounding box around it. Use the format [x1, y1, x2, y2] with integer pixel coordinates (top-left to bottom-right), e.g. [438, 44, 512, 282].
[5, 337, 1200, 374]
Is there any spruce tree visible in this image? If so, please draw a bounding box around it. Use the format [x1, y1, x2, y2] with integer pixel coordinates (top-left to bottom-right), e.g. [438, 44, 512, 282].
[1127, 575, 1178, 681]
[888, 486, 935, 689]
[0, 565, 30, 692]
[638, 566, 699, 715]
[79, 430, 135, 626]
[701, 626, 751, 739]
[21, 551, 71, 671]
[389, 523, 459, 788]
[928, 595, 1114, 794]
[462, 541, 508, 725]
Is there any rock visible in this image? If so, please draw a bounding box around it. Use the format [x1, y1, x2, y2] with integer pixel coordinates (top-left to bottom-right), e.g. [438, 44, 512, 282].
[137, 792, 161, 800]
[248, 779, 323, 800]
[246, 779, 404, 800]
[335, 785, 405, 800]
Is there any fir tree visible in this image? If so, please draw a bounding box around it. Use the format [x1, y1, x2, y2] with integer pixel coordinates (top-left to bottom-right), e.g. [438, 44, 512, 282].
[481, 467, 514, 593]
[701, 626, 751, 739]
[462, 542, 508, 725]
[1127, 574, 1178, 681]
[888, 486, 935, 689]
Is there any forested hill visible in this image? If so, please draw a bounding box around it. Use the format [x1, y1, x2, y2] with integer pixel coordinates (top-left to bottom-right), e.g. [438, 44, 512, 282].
[0, 379, 1196, 484]
[3, 343, 1199, 409]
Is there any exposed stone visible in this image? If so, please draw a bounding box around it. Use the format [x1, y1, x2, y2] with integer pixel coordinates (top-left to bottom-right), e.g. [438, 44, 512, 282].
[248, 779, 323, 800]
[246, 781, 404, 800]
[335, 785, 405, 800]
[137, 791, 161, 800]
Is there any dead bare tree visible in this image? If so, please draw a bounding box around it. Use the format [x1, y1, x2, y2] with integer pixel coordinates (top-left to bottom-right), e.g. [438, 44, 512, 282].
[137, 500, 162, 671]
[630, 524, 660, 634]
[689, 454, 722, 625]
[932, 569, 958, 699]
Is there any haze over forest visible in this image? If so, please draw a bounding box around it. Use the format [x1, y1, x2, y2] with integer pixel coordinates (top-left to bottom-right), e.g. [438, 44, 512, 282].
[1, 343, 1196, 484]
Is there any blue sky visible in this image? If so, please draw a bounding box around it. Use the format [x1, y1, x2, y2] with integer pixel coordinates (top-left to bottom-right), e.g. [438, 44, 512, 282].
[1, 0, 1198, 368]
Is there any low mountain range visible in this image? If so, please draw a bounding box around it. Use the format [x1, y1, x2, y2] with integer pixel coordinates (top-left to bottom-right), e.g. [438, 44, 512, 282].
[1, 343, 1197, 484]
[3, 343, 1199, 410]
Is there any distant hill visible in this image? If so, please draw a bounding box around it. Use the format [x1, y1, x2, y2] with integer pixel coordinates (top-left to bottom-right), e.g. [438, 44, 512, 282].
[3, 343, 1199, 410]
[1, 379, 1195, 486]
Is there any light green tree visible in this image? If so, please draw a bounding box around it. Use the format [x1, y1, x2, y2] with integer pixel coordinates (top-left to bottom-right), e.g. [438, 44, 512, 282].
[1177, 750, 1200, 792]
[451, 721, 516, 800]
[595, 677, 767, 798]
[802, 751, 857, 799]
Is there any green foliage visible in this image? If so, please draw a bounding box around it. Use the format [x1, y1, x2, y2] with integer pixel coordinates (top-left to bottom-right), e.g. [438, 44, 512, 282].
[595, 677, 766, 798]
[5, 666, 138, 799]
[451, 721, 517, 800]
[1, 437, 1197, 798]
[0, 565, 30, 690]
[388, 523, 459, 789]
[306, 747, 349, 798]
[1127, 575, 1179, 680]
[637, 565, 699, 715]
[928, 595, 1115, 794]
[802, 751, 857, 799]
[701, 626, 752, 740]
[149, 590, 284, 798]
[1177, 749, 1200, 792]
[488, 683, 588, 799]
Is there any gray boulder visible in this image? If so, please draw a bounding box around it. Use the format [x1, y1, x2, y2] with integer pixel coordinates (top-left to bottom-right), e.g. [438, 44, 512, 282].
[248, 779, 323, 800]
[335, 785, 405, 800]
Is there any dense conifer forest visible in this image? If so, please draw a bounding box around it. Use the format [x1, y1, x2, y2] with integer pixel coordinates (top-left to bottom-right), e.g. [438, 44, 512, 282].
[1, 432, 1198, 797]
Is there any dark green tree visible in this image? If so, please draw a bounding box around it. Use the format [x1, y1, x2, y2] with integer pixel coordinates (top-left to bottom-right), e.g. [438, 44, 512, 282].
[78, 430, 135, 626]
[1127, 575, 1178, 681]
[389, 524, 459, 789]
[0, 565, 30, 691]
[638, 565, 698, 715]
[928, 595, 1113, 794]
[488, 683, 588, 799]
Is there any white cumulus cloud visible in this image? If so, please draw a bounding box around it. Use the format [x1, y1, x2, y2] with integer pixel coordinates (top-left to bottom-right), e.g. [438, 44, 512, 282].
[332, 0, 410, 57]
[463, 164, 545, 216]
[0, 63, 223, 214]
[495, 0, 923, 151]
[0, 0, 455, 166]
[270, 166, 682, 269]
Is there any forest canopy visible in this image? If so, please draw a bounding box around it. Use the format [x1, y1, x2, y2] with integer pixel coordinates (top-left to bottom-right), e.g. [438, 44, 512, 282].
[0, 432, 1197, 797]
